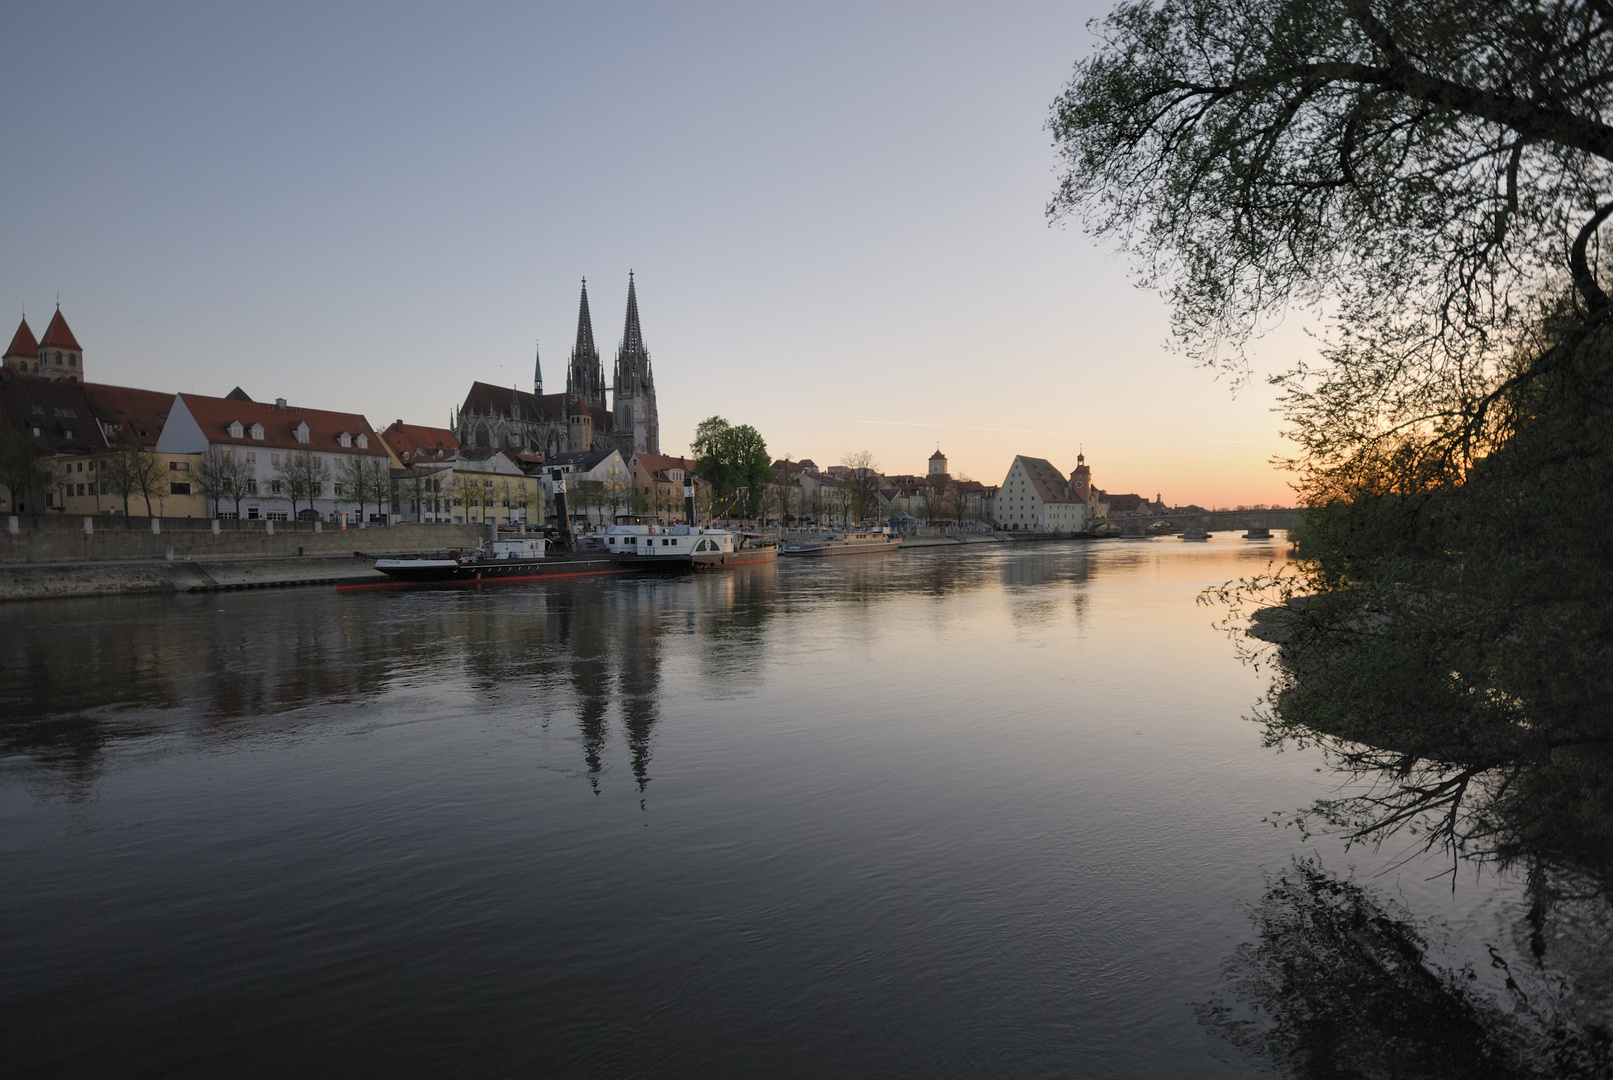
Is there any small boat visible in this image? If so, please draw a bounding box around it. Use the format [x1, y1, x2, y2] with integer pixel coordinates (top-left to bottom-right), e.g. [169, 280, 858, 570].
[781, 528, 900, 557]
[604, 523, 777, 571]
[1243, 525, 1273, 540]
[372, 536, 627, 584]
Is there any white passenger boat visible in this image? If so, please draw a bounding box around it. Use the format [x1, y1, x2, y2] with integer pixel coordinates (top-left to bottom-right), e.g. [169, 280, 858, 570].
[604, 523, 777, 571]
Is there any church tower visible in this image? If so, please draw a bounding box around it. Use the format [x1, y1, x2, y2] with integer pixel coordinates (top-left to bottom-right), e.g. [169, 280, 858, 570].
[612, 271, 659, 455]
[1070, 452, 1093, 512]
[36, 307, 84, 382]
[566, 279, 606, 410]
[533, 340, 543, 396]
[4, 316, 38, 375]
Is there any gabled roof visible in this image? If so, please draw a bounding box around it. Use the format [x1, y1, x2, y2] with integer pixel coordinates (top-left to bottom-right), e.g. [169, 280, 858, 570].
[1013, 455, 1076, 504]
[225, 386, 253, 401]
[383, 420, 460, 462]
[631, 452, 694, 476]
[5, 317, 37, 359]
[1106, 493, 1147, 514]
[38, 308, 82, 351]
[546, 448, 616, 470]
[929, 448, 947, 460]
[175, 392, 388, 456]
[83, 383, 178, 449]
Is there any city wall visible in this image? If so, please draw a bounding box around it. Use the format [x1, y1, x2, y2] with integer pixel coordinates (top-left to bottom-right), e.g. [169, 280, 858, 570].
[1, 516, 486, 565]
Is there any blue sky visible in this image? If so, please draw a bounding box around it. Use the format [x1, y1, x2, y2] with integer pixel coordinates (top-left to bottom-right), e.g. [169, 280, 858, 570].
[3, 3, 1300, 505]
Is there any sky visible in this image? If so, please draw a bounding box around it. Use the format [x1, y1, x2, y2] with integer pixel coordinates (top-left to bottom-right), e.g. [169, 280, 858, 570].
[2, 3, 1306, 507]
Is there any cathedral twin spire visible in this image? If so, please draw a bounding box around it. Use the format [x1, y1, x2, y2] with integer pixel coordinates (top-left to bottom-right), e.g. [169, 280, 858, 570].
[551, 273, 659, 454]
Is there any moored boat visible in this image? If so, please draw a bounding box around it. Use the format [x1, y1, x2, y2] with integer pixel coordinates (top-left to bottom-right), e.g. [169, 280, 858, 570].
[781, 528, 900, 557]
[371, 536, 630, 584]
[604, 523, 777, 571]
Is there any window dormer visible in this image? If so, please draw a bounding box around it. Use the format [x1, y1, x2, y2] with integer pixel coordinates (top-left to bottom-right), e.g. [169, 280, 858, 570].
[294, 421, 310, 444]
[250, 423, 265, 440]
[229, 421, 245, 439]
[355, 433, 368, 449]
[338, 432, 352, 448]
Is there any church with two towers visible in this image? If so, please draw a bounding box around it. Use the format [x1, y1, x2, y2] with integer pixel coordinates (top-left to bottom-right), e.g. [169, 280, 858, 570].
[453, 274, 660, 460]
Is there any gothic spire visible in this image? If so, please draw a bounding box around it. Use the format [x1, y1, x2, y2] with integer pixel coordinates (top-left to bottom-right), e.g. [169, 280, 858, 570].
[567, 278, 605, 408]
[574, 277, 597, 359]
[533, 339, 543, 396]
[622, 270, 644, 361]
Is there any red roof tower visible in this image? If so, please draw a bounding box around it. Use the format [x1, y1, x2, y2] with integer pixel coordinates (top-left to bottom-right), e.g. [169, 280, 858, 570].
[35, 306, 85, 382]
[4, 317, 38, 374]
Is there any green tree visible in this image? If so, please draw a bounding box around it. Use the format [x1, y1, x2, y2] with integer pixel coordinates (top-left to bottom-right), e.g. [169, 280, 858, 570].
[1055, 0, 1613, 881]
[692, 416, 771, 520]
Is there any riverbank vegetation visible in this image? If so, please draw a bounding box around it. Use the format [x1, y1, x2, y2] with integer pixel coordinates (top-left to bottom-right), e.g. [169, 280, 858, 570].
[1050, 0, 1613, 934]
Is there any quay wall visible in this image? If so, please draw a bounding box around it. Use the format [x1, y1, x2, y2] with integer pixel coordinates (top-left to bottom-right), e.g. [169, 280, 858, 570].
[1, 517, 486, 565]
[0, 555, 388, 603]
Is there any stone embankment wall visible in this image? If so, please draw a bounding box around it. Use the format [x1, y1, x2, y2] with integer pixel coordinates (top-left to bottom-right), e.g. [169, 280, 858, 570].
[0, 518, 489, 602]
[2, 516, 485, 564]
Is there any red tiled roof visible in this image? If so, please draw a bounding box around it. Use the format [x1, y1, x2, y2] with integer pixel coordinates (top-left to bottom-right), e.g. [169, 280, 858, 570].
[632, 452, 695, 475]
[4, 317, 37, 359]
[38, 308, 82, 351]
[1106, 493, 1147, 514]
[384, 420, 460, 462]
[177, 392, 389, 457]
[1015, 455, 1077, 504]
[83, 383, 178, 449]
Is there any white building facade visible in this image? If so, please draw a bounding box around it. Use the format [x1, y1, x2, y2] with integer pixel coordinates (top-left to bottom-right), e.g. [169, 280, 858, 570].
[996, 455, 1088, 533]
[155, 391, 394, 522]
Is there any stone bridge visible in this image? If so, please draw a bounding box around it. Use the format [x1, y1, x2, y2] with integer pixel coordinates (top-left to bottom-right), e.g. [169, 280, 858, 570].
[1109, 507, 1300, 537]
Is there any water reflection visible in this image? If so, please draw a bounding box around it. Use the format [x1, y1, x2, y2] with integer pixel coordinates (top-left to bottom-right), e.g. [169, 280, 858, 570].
[0, 545, 1271, 800]
[1199, 858, 1611, 1079]
[14, 538, 1465, 1078]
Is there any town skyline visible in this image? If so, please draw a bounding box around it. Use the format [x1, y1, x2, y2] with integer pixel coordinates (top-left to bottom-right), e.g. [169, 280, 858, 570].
[2, 3, 1297, 507]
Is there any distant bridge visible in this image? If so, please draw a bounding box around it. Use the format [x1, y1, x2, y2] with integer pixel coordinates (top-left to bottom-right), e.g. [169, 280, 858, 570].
[1108, 508, 1301, 537]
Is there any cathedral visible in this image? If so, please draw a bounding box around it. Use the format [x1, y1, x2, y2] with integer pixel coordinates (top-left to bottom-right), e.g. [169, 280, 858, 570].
[454, 274, 660, 459]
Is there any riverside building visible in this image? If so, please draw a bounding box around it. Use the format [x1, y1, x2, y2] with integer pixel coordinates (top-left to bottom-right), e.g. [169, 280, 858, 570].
[997, 455, 1090, 533]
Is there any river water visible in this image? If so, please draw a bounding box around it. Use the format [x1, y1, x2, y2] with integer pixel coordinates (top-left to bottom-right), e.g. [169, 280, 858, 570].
[0, 539, 1531, 1077]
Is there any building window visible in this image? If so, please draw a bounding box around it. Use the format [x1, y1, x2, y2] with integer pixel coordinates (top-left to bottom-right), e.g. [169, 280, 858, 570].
[245, 451, 256, 464]
[270, 453, 280, 466]
[246, 478, 258, 494]
[171, 482, 191, 496]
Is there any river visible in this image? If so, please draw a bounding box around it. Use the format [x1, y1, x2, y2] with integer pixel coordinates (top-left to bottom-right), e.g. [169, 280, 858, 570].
[0, 538, 1538, 1077]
